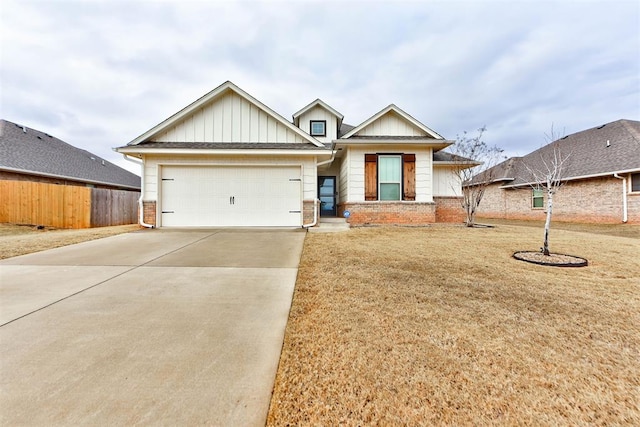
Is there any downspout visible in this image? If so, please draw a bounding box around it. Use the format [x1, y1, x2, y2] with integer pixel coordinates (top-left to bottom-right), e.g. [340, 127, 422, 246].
[613, 173, 628, 223]
[302, 198, 320, 229]
[303, 142, 337, 228]
[123, 154, 154, 228]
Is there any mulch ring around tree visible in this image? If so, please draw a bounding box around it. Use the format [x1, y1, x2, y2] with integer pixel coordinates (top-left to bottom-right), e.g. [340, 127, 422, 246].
[513, 251, 588, 267]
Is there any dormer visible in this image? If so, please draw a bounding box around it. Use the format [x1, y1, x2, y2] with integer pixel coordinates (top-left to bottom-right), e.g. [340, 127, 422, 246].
[293, 99, 343, 144]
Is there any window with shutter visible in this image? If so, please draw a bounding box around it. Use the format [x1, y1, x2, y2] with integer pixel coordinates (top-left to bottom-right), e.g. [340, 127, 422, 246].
[364, 154, 378, 200]
[403, 154, 416, 201]
[364, 153, 417, 201]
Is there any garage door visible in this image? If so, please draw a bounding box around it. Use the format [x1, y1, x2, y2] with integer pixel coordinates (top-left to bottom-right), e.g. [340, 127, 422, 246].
[160, 166, 302, 227]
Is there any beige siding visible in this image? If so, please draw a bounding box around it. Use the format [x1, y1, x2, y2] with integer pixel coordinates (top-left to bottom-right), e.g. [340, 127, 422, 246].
[155, 91, 306, 144]
[356, 111, 427, 137]
[433, 166, 462, 197]
[415, 148, 433, 202]
[142, 154, 317, 202]
[298, 105, 338, 144]
[339, 152, 349, 203]
[346, 147, 366, 202]
[343, 145, 432, 202]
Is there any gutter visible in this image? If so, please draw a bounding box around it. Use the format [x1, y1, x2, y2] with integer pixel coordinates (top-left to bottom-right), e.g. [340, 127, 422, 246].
[122, 154, 154, 228]
[613, 173, 628, 223]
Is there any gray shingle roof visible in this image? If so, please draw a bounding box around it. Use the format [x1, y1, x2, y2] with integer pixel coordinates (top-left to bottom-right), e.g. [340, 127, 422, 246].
[433, 151, 477, 163]
[0, 119, 141, 190]
[474, 119, 640, 187]
[133, 141, 330, 150]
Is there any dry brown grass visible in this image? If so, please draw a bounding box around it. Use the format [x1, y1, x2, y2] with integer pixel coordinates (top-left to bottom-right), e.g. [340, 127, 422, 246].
[0, 223, 140, 260]
[268, 224, 640, 425]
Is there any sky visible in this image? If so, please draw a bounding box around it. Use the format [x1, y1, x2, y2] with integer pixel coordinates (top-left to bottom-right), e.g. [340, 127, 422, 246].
[1, 0, 639, 176]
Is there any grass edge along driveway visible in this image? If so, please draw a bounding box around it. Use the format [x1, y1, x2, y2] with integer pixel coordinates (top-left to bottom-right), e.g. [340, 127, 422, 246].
[267, 223, 640, 425]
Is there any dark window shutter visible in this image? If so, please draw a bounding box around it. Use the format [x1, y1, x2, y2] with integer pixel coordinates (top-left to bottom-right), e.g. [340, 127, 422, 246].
[403, 154, 416, 201]
[365, 154, 378, 201]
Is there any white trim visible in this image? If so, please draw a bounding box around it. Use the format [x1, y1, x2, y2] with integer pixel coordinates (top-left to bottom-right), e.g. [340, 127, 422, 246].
[293, 99, 343, 123]
[334, 139, 452, 150]
[500, 168, 640, 189]
[128, 81, 324, 148]
[117, 147, 332, 157]
[341, 104, 444, 139]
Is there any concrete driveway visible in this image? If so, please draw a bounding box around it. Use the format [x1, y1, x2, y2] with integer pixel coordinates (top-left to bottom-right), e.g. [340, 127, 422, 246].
[0, 228, 305, 426]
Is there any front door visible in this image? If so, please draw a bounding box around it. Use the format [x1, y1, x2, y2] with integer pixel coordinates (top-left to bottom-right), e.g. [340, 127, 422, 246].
[318, 176, 337, 217]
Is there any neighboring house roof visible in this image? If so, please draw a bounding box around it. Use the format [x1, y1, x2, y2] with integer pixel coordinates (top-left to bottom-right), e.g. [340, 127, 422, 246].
[433, 151, 481, 166]
[126, 80, 324, 149]
[341, 104, 445, 140]
[292, 99, 344, 128]
[472, 119, 640, 188]
[0, 119, 141, 190]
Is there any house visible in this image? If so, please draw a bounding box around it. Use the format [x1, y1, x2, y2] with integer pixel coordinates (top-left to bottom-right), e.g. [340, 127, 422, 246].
[472, 119, 640, 224]
[0, 119, 141, 191]
[0, 119, 141, 228]
[116, 81, 469, 228]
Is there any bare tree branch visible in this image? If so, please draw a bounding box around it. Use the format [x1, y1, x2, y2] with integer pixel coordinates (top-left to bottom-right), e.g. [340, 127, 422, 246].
[524, 125, 572, 255]
[449, 126, 505, 227]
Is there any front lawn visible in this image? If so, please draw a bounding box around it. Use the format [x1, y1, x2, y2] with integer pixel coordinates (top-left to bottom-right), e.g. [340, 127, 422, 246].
[267, 224, 640, 425]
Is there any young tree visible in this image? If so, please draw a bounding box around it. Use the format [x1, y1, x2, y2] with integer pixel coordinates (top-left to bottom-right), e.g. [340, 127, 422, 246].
[524, 126, 571, 256]
[449, 126, 504, 227]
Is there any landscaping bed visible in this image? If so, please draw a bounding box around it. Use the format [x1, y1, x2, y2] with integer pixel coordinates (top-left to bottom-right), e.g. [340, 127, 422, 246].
[267, 224, 640, 425]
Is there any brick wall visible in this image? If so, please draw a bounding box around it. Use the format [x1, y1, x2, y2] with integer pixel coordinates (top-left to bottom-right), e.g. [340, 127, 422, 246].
[628, 193, 640, 224]
[142, 201, 156, 226]
[303, 199, 316, 226]
[476, 176, 638, 224]
[338, 202, 436, 225]
[434, 196, 465, 223]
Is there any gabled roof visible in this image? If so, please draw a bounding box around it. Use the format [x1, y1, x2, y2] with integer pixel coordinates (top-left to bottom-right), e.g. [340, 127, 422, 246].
[292, 99, 344, 127]
[127, 81, 324, 148]
[474, 119, 640, 188]
[341, 104, 445, 140]
[0, 119, 141, 190]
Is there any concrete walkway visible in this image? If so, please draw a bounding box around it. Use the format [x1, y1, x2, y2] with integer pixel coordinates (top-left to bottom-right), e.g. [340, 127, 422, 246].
[0, 228, 305, 426]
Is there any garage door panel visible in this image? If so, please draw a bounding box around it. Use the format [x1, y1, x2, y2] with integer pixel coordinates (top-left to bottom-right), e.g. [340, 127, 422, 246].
[160, 166, 302, 227]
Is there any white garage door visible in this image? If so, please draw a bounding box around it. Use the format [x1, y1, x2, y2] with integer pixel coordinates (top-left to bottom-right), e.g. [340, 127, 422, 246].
[160, 166, 302, 227]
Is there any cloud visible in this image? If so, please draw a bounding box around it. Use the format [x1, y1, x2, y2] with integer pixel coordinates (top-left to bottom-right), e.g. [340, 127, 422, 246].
[1, 0, 638, 174]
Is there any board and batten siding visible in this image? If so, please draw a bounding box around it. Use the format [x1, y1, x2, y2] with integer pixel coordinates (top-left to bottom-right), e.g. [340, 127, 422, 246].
[433, 166, 462, 197]
[155, 91, 307, 144]
[355, 111, 428, 137]
[297, 105, 338, 144]
[343, 146, 433, 202]
[141, 154, 317, 201]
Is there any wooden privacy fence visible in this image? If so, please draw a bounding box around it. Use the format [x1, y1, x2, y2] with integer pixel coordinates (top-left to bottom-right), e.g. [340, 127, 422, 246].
[0, 180, 140, 228]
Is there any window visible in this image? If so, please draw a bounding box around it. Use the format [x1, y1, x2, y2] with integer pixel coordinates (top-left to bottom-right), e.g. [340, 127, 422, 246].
[310, 120, 326, 137]
[532, 188, 544, 208]
[631, 173, 640, 193]
[378, 155, 402, 200]
[364, 153, 416, 201]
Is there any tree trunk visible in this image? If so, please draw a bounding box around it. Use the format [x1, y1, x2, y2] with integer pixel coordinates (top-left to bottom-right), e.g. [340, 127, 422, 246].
[543, 190, 553, 256]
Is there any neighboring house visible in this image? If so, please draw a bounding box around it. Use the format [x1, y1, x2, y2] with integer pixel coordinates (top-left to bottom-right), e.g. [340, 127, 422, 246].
[0, 119, 141, 228]
[0, 119, 140, 190]
[116, 81, 468, 228]
[471, 119, 640, 224]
